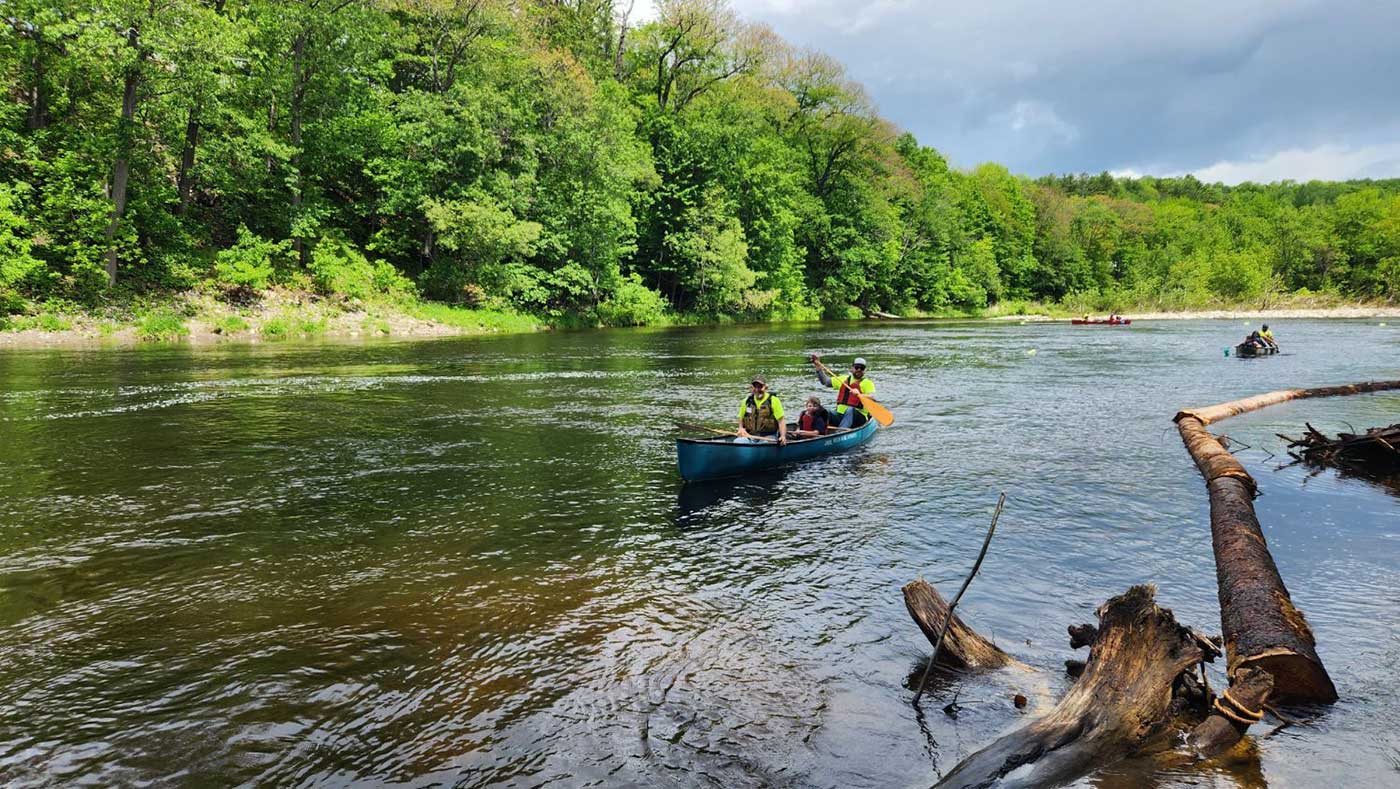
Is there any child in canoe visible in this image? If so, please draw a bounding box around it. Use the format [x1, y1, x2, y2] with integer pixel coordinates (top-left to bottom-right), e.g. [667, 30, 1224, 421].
[792, 396, 830, 439]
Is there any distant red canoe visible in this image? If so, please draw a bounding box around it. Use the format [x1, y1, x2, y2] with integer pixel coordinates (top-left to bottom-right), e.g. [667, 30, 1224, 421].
[1071, 319, 1132, 325]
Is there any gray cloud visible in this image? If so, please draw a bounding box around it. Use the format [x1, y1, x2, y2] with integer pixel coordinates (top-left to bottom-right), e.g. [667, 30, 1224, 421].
[727, 0, 1400, 181]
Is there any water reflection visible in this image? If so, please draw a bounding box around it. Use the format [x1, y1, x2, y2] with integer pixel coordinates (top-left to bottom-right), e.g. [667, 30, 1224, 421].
[675, 469, 792, 526]
[1295, 461, 1400, 500]
[0, 320, 1397, 786]
[1096, 733, 1268, 789]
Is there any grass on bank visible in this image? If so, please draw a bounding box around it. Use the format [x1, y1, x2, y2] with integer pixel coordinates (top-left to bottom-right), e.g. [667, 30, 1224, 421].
[404, 301, 544, 333]
[136, 309, 191, 342]
[3, 281, 1394, 346]
[212, 314, 250, 335]
[0, 286, 546, 344]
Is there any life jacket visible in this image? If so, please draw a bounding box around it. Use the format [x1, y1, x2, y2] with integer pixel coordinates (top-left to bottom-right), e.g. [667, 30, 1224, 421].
[798, 410, 825, 433]
[836, 375, 868, 414]
[742, 393, 780, 435]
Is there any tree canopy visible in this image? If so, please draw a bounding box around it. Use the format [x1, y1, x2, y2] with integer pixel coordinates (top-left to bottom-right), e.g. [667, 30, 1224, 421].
[1, 0, 1396, 324]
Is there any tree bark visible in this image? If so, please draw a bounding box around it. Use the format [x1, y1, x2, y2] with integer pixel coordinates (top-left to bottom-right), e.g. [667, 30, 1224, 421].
[27, 49, 48, 130]
[104, 48, 142, 286]
[613, 0, 632, 81]
[290, 31, 307, 267]
[1165, 384, 1400, 705]
[902, 580, 1020, 671]
[175, 102, 201, 216]
[935, 586, 1204, 789]
[1176, 415, 1337, 704]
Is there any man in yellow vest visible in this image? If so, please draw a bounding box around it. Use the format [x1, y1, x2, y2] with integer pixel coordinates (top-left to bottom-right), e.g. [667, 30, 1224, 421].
[812, 354, 874, 428]
[1259, 324, 1278, 349]
[736, 376, 787, 444]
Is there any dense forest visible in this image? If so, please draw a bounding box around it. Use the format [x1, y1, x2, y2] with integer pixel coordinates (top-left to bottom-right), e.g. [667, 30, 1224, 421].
[2, 0, 1398, 328]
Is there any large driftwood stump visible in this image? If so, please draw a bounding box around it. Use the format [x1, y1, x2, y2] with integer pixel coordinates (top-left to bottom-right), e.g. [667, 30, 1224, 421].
[903, 579, 1018, 670]
[935, 586, 1202, 789]
[1176, 415, 1337, 704]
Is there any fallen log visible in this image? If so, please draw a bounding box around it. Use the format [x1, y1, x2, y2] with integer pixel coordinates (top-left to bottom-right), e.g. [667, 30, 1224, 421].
[1169, 380, 1400, 704]
[1177, 415, 1336, 704]
[935, 586, 1204, 789]
[903, 580, 1021, 670]
[1173, 379, 1400, 427]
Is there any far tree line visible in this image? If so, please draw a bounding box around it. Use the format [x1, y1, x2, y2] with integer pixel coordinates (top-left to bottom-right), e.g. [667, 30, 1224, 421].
[2, 0, 1397, 325]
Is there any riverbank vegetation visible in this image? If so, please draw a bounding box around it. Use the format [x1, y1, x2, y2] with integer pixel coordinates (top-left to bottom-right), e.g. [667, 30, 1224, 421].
[2, 0, 1397, 340]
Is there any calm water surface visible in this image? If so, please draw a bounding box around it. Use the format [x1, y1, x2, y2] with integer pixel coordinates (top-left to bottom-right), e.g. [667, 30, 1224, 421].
[1, 319, 1397, 787]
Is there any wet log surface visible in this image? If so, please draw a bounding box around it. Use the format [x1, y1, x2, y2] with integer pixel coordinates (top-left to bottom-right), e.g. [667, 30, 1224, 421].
[1176, 416, 1338, 704]
[1174, 379, 1400, 427]
[934, 586, 1203, 789]
[903, 580, 1020, 670]
[1166, 383, 1400, 705]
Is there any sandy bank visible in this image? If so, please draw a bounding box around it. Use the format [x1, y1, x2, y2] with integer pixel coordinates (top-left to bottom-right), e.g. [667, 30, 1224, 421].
[0, 290, 542, 350]
[994, 306, 1400, 322]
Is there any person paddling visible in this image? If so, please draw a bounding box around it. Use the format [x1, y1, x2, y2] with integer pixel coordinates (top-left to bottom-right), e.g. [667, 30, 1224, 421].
[1259, 324, 1278, 349]
[811, 354, 874, 429]
[736, 376, 787, 445]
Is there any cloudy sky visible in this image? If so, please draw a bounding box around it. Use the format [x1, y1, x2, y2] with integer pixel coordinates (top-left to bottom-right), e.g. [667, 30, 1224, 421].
[635, 1, 1400, 183]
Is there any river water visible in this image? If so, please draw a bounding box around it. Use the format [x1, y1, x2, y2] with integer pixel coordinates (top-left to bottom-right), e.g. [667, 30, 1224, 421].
[1, 319, 1397, 787]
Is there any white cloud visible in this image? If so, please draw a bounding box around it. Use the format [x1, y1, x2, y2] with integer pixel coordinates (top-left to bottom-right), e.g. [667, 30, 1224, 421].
[997, 100, 1077, 143]
[628, 0, 1400, 177]
[1190, 142, 1400, 184]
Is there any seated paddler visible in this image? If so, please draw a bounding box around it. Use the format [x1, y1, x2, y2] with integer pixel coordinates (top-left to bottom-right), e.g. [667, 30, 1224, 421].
[811, 354, 874, 428]
[1260, 324, 1277, 348]
[736, 376, 787, 445]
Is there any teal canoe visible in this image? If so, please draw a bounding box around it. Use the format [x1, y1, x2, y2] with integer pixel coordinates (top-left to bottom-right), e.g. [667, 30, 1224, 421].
[676, 418, 879, 481]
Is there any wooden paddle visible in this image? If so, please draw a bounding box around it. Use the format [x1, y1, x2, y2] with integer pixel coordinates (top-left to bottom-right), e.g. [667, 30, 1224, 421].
[809, 356, 894, 427]
[673, 421, 779, 443]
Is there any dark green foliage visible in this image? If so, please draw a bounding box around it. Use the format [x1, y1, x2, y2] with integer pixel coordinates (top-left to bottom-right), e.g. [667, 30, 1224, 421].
[0, 0, 1394, 330]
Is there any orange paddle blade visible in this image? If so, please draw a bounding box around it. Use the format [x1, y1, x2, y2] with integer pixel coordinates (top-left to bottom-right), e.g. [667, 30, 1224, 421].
[855, 393, 894, 426]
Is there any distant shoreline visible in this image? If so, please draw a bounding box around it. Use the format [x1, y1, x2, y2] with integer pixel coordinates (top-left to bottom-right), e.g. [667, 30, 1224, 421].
[4, 301, 1397, 352]
[991, 306, 1400, 322]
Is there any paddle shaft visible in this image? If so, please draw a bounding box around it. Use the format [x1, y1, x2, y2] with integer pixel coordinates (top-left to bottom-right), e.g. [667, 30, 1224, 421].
[673, 422, 778, 442]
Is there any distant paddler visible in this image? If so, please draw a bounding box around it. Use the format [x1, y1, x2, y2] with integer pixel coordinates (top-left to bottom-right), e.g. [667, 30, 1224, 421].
[1259, 324, 1279, 349]
[810, 354, 885, 428]
[736, 376, 787, 445]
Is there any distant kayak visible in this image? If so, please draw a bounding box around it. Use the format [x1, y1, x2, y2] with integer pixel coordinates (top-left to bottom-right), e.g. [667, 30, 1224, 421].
[1071, 319, 1131, 325]
[1234, 343, 1279, 357]
[676, 418, 878, 481]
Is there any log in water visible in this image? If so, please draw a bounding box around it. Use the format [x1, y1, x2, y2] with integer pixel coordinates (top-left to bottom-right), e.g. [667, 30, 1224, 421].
[1, 319, 1398, 785]
[1175, 380, 1400, 704]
